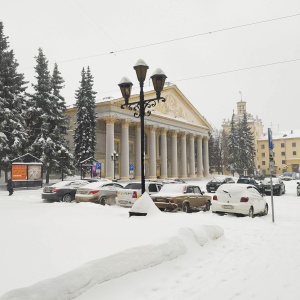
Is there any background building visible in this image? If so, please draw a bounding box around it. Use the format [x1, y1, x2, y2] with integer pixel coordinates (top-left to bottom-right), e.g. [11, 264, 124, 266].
[257, 130, 300, 175]
[65, 85, 212, 180]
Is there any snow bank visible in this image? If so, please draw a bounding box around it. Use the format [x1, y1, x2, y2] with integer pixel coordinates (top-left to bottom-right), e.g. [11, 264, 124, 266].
[1, 225, 223, 300]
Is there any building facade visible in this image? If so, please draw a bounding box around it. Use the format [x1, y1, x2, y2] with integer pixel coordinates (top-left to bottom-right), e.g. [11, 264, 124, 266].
[257, 130, 300, 175]
[65, 85, 212, 180]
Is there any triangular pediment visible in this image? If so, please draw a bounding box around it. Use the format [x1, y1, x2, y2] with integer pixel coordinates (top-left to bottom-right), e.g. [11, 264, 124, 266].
[150, 85, 211, 129]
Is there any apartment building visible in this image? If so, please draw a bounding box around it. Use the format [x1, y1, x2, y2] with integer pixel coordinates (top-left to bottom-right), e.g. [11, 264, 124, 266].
[257, 130, 300, 175]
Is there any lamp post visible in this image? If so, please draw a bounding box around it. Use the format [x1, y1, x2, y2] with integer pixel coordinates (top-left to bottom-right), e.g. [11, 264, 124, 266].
[118, 59, 167, 194]
[111, 151, 119, 181]
[59, 149, 67, 181]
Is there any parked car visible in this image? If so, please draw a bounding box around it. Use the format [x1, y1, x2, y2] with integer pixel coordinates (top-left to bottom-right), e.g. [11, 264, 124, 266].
[211, 183, 268, 218]
[117, 181, 162, 207]
[237, 177, 263, 192]
[281, 172, 298, 180]
[75, 181, 123, 205]
[297, 182, 300, 196]
[206, 177, 235, 193]
[261, 177, 285, 196]
[151, 183, 211, 213]
[162, 178, 186, 185]
[42, 180, 89, 202]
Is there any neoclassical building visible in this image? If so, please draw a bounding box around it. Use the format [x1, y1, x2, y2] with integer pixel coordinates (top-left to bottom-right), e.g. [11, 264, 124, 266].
[65, 84, 212, 180]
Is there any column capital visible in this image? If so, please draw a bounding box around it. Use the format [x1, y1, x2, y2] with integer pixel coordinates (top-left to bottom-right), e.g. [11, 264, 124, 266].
[160, 128, 168, 135]
[197, 135, 203, 141]
[179, 131, 187, 138]
[149, 125, 158, 133]
[121, 118, 131, 127]
[105, 116, 117, 124]
[171, 130, 179, 137]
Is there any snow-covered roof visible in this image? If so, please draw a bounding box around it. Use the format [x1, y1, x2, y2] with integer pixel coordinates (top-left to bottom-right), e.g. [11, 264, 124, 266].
[258, 129, 300, 141]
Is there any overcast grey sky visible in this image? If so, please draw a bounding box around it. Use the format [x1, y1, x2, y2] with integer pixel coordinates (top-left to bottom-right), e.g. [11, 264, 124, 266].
[2, 0, 300, 132]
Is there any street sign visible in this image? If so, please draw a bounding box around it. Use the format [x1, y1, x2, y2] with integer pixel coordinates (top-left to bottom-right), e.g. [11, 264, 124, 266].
[129, 164, 134, 171]
[268, 128, 273, 149]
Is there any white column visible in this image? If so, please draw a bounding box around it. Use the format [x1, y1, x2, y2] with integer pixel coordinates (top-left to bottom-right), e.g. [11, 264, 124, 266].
[203, 136, 210, 177]
[121, 119, 130, 180]
[134, 124, 141, 180]
[105, 116, 116, 180]
[180, 132, 187, 178]
[149, 125, 157, 179]
[171, 131, 178, 177]
[197, 136, 203, 178]
[160, 128, 168, 179]
[189, 134, 196, 178]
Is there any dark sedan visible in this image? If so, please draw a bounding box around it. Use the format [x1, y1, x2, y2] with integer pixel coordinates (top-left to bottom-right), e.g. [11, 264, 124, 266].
[42, 180, 90, 202]
[261, 177, 285, 196]
[206, 177, 235, 193]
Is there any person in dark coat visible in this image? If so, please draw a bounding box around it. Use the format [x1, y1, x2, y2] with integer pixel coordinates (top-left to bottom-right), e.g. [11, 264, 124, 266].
[7, 177, 14, 196]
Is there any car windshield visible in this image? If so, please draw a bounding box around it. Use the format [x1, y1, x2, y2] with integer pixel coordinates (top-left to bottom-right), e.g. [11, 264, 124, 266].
[263, 178, 280, 184]
[79, 182, 112, 189]
[159, 184, 185, 193]
[51, 181, 73, 187]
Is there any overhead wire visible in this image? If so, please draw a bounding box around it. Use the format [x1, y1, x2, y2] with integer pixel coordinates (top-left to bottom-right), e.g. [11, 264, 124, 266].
[56, 13, 300, 64]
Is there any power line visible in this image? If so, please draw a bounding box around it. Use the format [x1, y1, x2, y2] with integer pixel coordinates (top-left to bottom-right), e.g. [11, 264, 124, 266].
[87, 57, 300, 99]
[57, 13, 300, 64]
[172, 58, 300, 82]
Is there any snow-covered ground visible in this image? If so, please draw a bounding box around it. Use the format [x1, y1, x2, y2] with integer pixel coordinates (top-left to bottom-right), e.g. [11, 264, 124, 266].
[1, 177, 300, 300]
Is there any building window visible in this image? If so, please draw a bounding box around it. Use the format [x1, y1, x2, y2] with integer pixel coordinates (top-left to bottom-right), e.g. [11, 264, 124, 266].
[281, 152, 285, 156]
[293, 151, 296, 156]
[262, 153, 265, 157]
[292, 142, 296, 147]
[281, 143, 285, 148]
[262, 161, 266, 165]
[261, 144, 265, 149]
[282, 160, 286, 164]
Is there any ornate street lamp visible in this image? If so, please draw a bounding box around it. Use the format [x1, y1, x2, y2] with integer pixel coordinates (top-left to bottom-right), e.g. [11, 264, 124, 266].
[118, 59, 167, 194]
[111, 151, 119, 181]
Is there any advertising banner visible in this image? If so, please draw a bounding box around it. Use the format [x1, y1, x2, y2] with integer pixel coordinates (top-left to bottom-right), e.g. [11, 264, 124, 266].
[28, 165, 42, 180]
[12, 165, 27, 180]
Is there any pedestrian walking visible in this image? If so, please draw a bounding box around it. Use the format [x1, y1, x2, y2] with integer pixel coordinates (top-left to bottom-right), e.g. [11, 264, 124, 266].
[7, 177, 14, 196]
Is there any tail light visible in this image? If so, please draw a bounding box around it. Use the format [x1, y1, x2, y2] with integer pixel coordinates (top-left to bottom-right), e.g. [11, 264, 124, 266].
[89, 190, 100, 195]
[132, 191, 138, 198]
[54, 188, 60, 192]
[240, 197, 249, 202]
[213, 195, 218, 200]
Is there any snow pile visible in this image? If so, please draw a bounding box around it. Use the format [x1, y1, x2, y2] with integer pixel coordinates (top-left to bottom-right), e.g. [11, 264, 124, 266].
[1, 224, 223, 300]
[129, 192, 162, 216]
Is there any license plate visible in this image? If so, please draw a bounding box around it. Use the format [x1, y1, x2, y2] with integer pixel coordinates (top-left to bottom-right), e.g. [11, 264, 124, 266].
[222, 205, 233, 209]
[119, 200, 128, 204]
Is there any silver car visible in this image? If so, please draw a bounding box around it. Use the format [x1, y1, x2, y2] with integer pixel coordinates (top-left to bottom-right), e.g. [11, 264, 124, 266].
[75, 181, 124, 205]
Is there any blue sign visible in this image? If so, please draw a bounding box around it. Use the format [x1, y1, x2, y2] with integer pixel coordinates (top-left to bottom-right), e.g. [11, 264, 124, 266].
[268, 128, 273, 149]
[96, 162, 101, 170]
[129, 164, 134, 171]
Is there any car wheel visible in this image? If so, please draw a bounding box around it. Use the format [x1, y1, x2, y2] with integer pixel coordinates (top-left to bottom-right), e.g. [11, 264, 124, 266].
[62, 194, 72, 202]
[249, 207, 254, 218]
[182, 202, 190, 213]
[99, 196, 106, 206]
[205, 201, 211, 211]
[262, 204, 268, 216]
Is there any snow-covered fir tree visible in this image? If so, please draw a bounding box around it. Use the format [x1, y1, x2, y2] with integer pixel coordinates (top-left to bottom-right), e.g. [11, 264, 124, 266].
[239, 113, 255, 174]
[227, 112, 256, 175]
[73, 67, 97, 170]
[25, 48, 72, 183]
[227, 113, 238, 175]
[0, 21, 28, 181]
